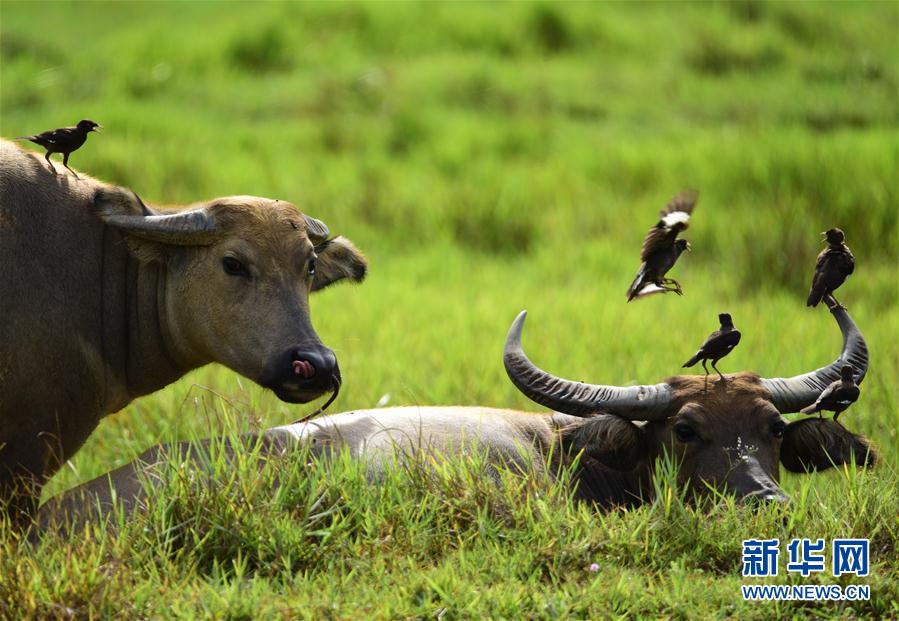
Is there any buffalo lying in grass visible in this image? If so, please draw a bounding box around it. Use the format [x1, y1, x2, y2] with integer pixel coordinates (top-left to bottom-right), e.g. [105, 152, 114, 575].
[36, 304, 873, 533]
[0, 139, 366, 525]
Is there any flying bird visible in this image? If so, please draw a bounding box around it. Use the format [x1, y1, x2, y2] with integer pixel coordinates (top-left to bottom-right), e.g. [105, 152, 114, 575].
[800, 364, 860, 421]
[807, 228, 854, 309]
[626, 189, 698, 302]
[683, 312, 741, 384]
[16, 119, 101, 178]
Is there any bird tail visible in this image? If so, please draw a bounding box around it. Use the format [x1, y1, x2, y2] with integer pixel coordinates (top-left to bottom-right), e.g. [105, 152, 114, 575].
[682, 352, 701, 368]
[807, 288, 821, 307]
[626, 266, 649, 302]
[626, 281, 640, 302]
[626, 270, 643, 302]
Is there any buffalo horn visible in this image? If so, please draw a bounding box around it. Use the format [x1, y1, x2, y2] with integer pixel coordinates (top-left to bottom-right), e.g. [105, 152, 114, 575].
[504, 311, 673, 420]
[761, 305, 868, 413]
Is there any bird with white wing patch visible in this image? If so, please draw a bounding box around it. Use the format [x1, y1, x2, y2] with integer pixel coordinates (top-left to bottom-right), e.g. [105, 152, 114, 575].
[626, 189, 698, 302]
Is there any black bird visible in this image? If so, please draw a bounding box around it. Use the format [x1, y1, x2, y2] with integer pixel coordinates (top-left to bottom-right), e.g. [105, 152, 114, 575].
[682, 312, 741, 384]
[800, 364, 860, 421]
[16, 119, 101, 178]
[626, 189, 698, 302]
[807, 228, 854, 309]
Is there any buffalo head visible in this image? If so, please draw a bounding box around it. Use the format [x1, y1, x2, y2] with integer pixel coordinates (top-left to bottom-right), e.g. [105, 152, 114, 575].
[94, 187, 367, 404]
[504, 306, 873, 504]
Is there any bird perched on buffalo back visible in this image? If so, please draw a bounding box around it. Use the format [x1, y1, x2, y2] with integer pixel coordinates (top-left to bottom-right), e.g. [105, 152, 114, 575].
[626, 189, 698, 302]
[800, 364, 860, 421]
[682, 312, 741, 384]
[16, 119, 101, 178]
[807, 228, 854, 309]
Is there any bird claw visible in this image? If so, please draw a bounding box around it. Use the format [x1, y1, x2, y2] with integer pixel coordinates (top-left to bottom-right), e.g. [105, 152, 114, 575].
[824, 295, 847, 311]
[654, 281, 683, 295]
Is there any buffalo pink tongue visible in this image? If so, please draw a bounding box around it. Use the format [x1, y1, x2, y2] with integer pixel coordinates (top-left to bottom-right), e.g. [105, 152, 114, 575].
[293, 360, 314, 378]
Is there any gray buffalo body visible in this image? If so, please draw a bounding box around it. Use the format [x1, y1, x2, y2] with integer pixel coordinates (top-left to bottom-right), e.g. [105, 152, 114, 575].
[36, 406, 631, 533]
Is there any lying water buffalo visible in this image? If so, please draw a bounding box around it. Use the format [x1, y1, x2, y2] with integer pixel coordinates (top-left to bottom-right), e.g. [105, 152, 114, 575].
[0, 139, 366, 524]
[37, 303, 873, 532]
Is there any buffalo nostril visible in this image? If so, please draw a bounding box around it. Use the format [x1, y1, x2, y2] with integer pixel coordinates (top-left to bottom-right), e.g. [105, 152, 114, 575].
[292, 359, 315, 379]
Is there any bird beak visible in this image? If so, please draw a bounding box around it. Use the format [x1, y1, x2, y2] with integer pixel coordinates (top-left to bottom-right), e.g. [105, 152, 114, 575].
[93, 126, 102, 133]
[685, 242, 692, 252]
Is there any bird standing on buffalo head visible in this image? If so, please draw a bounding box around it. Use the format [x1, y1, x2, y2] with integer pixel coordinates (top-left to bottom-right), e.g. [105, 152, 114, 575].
[16, 119, 101, 178]
[683, 312, 741, 385]
[807, 228, 854, 309]
[800, 364, 860, 421]
[626, 189, 698, 301]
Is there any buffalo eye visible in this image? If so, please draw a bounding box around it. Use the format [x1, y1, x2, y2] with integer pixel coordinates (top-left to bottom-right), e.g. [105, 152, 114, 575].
[307, 258, 316, 277]
[674, 423, 699, 443]
[771, 421, 787, 438]
[222, 256, 248, 277]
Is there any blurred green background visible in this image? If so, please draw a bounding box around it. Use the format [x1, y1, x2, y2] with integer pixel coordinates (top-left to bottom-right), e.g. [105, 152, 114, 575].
[1, 1, 897, 616]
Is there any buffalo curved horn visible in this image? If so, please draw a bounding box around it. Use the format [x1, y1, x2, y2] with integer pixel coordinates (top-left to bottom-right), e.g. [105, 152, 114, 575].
[761, 305, 868, 413]
[102, 210, 217, 245]
[304, 214, 331, 245]
[95, 188, 218, 245]
[504, 311, 673, 420]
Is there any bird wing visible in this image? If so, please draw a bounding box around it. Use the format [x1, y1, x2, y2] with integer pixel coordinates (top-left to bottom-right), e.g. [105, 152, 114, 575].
[807, 248, 831, 301]
[639, 223, 676, 263]
[819, 249, 854, 288]
[842, 385, 861, 402]
[639, 190, 697, 263]
[701, 328, 740, 358]
[659, 189, 698, 227]
[35, 126, 76, 145]
[815, 381, 839, 405]
[841, 246, 855, 275]
[698, 328, 724, 354]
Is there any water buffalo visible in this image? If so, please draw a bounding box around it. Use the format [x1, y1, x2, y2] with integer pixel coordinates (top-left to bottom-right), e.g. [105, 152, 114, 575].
[36, 303, 873, 533]
[0, 139, 367, 524]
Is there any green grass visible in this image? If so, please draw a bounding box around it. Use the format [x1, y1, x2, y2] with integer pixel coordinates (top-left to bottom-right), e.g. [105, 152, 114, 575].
[1, 1, 897, 618]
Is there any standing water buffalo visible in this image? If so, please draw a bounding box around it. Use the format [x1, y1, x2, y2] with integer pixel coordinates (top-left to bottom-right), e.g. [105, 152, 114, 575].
[37, 302, 873, 532]
[0, 139, 367, 524]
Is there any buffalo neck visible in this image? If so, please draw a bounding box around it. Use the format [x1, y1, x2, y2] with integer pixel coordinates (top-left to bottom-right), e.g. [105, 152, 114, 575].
[99, 229, 199, 413]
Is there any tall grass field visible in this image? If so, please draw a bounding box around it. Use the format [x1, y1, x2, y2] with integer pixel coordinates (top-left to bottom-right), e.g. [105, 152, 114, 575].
[1, 1, 897, 618]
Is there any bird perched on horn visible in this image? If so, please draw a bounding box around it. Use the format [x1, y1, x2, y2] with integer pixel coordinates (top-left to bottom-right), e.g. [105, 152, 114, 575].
[16, 119, 101, 178]
[683, 312, 741, 384]
[800, 364, 860, 421]
[626, 189, 698, 302]
[807, 228, 854, 310]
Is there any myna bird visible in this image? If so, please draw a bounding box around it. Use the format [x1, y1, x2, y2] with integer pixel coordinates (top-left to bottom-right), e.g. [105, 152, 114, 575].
[800, 364, 860, 421]
[16, 119, 101, 178]
[807, 228, 854, 309]
[626, 189, 698, 302]
[682, 312, 741, 384]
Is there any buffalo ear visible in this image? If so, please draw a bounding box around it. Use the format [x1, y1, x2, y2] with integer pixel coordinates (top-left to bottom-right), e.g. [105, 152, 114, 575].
[312, 236, 367, 292]
[94, 186, 165, 262]
[561, 415, 646, 471]
[781, 418, 876, 473]
[94, 186, 152, 218]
